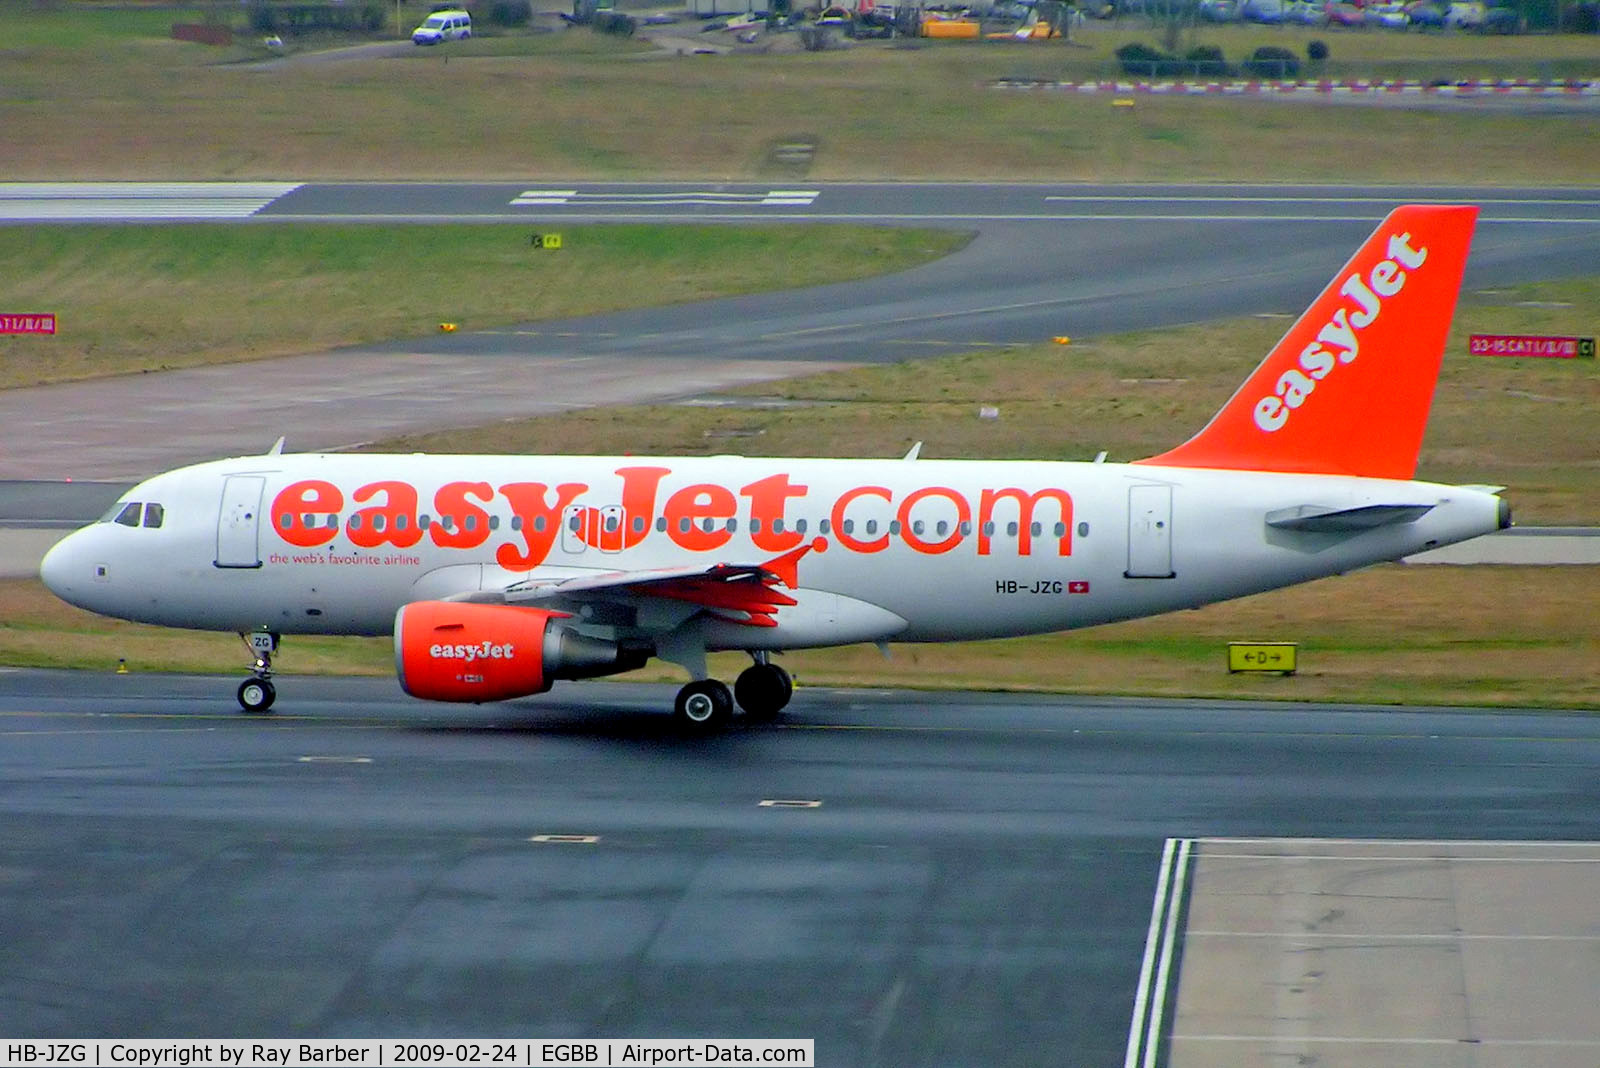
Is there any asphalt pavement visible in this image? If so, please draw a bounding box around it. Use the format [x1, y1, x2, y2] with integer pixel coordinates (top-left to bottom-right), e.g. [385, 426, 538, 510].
[1, 671, 1595, 1063]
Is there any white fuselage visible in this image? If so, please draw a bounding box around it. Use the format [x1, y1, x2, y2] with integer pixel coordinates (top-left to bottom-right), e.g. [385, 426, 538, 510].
[41, 453, 1505, 649]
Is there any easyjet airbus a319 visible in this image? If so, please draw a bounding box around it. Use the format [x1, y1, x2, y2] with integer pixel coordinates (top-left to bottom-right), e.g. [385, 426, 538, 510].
[41, 206, 1509, 730]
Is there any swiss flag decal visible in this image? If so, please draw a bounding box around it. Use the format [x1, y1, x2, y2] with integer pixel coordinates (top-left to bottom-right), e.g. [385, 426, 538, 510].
[1068, 581, 1090, 594]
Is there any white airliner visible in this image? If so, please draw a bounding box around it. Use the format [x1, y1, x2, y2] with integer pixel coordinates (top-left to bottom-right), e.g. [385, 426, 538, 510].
[40, 205, 1508, 730]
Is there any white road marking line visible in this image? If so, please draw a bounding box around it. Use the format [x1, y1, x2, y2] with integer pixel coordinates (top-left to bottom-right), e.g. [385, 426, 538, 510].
[264, 211, 1600, 225]
[511, 189, 820, 207]
[509, 190, 580, 205]
[1204, 836, 1600, 846]
[1145, 837, 1191, 1068]
[1186, 930, 1600, 941]
[528, 834, 600, 843]
[1175, 1035, 1600, 1047]
[1200, 851, 1600, 862]
[1043, 194, 1600, 206]
[758, 799, 822, 808]
[1125, 837, 1194, 1068]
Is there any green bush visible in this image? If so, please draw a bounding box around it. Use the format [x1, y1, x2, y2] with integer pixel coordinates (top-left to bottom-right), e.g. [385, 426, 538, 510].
[1116, 42, 1234, 78]
[1115, 42, 1178, 77]
[1185, 45, 1228, 77]
[1244, 46, 1300, 79]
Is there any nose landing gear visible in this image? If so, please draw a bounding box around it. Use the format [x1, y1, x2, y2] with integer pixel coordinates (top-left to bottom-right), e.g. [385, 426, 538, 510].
[237, 631, 279, 713]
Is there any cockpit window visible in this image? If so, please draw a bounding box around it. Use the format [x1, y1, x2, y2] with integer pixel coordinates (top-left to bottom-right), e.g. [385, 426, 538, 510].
[112, 502, 142, 527]
[143, 503, 164, 529]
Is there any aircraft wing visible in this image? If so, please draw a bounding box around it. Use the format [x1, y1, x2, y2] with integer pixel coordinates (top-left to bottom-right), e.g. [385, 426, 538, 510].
[495, 545, 811, 628]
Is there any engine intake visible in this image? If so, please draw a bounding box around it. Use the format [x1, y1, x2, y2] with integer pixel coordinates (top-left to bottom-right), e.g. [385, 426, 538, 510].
[394, 601, 645, 703]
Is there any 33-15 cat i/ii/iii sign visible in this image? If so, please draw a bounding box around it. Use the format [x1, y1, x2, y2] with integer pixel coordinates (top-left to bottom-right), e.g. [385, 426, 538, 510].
[0, 314, 55, 334]
[1469, 334, 1595, 358]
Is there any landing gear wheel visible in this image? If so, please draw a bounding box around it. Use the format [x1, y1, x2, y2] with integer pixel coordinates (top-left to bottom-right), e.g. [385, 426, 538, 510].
[237, 631, 279, 714]
[237, 677, 276, 714]
[735, 662, 793, 722]
[674, 679, 733, 733]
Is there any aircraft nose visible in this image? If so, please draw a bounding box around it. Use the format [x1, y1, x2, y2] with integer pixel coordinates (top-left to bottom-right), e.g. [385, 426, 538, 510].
[39, 529, 91, 602]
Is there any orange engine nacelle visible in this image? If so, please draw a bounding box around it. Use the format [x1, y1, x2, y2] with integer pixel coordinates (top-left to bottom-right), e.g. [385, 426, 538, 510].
[395, 601, 645, 703]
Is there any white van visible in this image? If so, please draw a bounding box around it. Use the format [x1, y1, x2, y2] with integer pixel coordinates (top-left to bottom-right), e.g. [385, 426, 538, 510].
[412, 9, 472, 44]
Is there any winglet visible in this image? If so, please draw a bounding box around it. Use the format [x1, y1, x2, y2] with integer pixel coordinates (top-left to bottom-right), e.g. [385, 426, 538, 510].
[1136, 205, 1478, 480]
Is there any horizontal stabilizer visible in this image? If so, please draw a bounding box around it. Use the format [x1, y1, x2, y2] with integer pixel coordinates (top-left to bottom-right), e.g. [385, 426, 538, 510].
[1265, 503, 1434, 533]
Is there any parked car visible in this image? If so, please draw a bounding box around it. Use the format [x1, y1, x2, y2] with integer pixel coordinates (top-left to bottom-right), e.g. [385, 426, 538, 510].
[1283, 0, 1324, 22]
[1366, 1, 1410, 25]
[1324, 0, 1366, 24]
[1404, 0, 1447, 26]
[1198, 0, 1241, 20]
[412, 9, 472, 43]
[1444, 0, 1483, 26]
[1242, 0, 1285, 22]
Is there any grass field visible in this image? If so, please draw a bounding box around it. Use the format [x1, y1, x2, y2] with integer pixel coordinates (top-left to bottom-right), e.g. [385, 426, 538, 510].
[2, 2, 1596, 182]
[0, 224, 968, 388]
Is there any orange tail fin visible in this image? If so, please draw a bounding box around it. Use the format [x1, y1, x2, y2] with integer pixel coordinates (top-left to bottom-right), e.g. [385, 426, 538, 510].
[1136, 204, 1478, 480]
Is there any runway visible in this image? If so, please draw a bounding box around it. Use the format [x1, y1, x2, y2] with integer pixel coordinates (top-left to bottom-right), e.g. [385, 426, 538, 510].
[1, 670, 1596, 1063]
[2, 183, 1599, 480]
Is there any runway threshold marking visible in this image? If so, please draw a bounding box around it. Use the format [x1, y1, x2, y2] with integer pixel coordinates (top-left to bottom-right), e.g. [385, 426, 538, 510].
[1124, 837, 1194, 1068]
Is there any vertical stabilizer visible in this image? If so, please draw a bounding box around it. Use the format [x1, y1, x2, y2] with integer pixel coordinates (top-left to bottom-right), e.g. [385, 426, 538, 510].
[1137, 205, 1477, 480]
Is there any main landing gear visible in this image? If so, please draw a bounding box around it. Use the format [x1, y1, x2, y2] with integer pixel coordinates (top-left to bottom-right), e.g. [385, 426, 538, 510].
[671, 655, 793, 733]
[236, 631, 279, 713]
